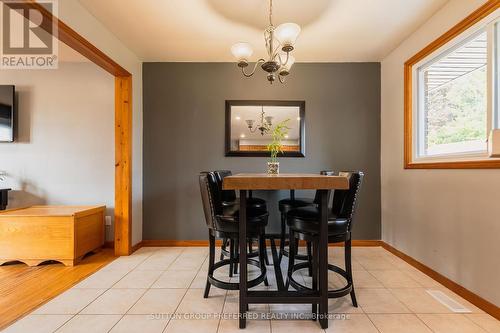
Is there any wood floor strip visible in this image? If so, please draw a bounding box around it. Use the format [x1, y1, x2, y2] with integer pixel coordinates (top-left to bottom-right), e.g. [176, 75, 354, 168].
[0, 249, 116, 330]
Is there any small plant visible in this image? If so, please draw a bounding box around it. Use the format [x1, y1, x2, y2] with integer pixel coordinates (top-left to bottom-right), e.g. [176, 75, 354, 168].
[267, 119, 291, 164]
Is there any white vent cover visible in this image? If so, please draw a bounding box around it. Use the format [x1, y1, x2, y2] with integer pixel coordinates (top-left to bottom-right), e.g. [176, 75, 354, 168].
[426, 290, 471, 313]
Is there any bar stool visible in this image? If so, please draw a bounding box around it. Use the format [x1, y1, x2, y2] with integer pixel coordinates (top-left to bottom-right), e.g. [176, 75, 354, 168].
[285, 171, 364, 314]
[278, 171, 335, 265]
[199, 172, 268, 297]
[215, 170, 269, 272]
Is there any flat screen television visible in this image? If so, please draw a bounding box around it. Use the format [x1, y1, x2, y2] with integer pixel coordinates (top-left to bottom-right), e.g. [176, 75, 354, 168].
[0, 85, 14, 142]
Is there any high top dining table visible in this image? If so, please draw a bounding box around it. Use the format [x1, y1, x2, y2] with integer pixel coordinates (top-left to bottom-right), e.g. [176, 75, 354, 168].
[223, 173, 350, 329]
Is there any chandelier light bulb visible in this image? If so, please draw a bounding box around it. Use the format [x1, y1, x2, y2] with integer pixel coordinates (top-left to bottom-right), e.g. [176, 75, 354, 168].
[231, 42, 253, 63]
[275, 23, 301, 49]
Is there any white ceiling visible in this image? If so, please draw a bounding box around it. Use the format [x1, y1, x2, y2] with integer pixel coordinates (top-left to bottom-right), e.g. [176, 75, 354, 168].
[78, 0, 448, 62]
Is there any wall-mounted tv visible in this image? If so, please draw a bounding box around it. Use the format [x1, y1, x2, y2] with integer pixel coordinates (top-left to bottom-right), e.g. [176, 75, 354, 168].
[0, 85, 14, 142]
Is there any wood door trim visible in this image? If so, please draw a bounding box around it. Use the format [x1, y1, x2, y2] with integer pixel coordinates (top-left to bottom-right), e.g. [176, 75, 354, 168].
[404, 0, 500, 169]
[1, 0, 133, 255]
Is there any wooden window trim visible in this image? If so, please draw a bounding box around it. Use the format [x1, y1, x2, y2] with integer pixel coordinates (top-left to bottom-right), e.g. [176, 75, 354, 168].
[3, 0, 133, 255]
[404, 0, 500, 169]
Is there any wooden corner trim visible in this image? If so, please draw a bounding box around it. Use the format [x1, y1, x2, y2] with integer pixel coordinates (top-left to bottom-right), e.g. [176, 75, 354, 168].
[381, 242, 500, 320]
[1, 0, 134, 255]
[403, 0, 500, 170]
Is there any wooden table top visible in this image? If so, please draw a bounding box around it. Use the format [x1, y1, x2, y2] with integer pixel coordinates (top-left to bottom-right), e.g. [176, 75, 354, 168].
[223, 173, 350, 190]
[0, 205, 105, 217]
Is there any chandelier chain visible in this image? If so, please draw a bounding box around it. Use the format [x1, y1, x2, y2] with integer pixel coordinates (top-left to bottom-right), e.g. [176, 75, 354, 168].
[269, 0, 273, 26]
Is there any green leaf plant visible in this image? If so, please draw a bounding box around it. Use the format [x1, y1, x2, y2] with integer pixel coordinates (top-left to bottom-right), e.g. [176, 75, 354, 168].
[266, 119, 291, 163]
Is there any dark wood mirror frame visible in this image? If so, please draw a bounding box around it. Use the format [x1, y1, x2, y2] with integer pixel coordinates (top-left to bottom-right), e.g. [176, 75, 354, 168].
[225, 100, 305, 157]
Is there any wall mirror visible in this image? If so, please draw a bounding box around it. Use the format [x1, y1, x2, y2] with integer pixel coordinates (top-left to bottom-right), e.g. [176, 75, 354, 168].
[225, 100, 305, 157]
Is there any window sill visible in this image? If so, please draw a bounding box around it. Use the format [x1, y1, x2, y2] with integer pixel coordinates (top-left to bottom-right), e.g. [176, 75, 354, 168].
[405, 159, 500, 169]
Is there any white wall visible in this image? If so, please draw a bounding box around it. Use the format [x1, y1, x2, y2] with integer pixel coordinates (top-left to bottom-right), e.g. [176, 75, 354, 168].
[58, 0, 143, 245]
[0, 63, 115, 240]
[381, 0, 500, 306]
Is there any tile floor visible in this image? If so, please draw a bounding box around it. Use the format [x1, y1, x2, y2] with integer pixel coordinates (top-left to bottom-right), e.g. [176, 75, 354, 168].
[3, 246, 499, 333]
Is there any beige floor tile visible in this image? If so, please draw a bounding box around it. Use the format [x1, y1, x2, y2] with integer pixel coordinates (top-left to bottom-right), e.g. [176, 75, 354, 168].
[270, 319, 325, 333]
[465, 314, 500, 333]
[380, 253, 415, 270]
[109, 314, 169, 333]
[127, 289, 186, 314]
[101, 256, 148, 271]
[399, 267, 442, 288]
[189, 271, 209, 288]
[369, 270, 421, 288]
[325, 313, 378, 333]
[80, 288, 146, 314]
[418, 314, 487, 332]
[33, 288, 106, 314]
[2, 314, 72, 333]
[135, 254, 178, 271]
[175, 288, 225, 314]
[389, 288, 452, 313]
[352, 270, 384, 288]
[224, 291, 269, 314]
[356, 256, 398, 270]
[133, 247, 160, 255]
[269, 303, 312, 317]
[112, 270, 163, 289]
[369, 314, 432, 333]
[356, 289, 410, 313]
[73, 269, 130, 289]
[328, 296, 364, 314]
[218, 319, 271, 333]
[151, 269, 197, 288]
[55, 314, 122, 333]
[163, 318, 220, 333]
[171, 254, 206, 270]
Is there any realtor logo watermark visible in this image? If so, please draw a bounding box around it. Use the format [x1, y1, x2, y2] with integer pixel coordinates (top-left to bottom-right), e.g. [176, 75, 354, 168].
[1, 0, 58, 69]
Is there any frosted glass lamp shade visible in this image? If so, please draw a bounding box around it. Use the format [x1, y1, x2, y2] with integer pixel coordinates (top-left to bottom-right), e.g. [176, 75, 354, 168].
[280, 55, 295, 73]
[275, 23, 301, 47]
[231, 43, 253, 62]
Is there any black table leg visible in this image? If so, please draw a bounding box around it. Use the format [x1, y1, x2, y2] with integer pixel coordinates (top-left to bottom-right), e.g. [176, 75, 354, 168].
[318, 189, 329, 329]
[239, 190, 247, 329]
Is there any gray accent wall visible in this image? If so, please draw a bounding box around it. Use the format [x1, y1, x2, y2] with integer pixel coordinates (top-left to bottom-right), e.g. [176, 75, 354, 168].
[143, 63, 381, 240]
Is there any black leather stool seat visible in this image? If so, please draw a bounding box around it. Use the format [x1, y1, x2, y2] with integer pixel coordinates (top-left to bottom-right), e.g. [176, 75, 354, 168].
[223, 197, 267, 211]
[279, 198, 314, 213]
[287, 206, 348, 235]
[216, 206, 268, 234]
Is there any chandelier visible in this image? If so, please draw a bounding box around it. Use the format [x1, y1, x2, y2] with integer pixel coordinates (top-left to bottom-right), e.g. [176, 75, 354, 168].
[230, 0, 301, 84]
[246, 107, 273, 136]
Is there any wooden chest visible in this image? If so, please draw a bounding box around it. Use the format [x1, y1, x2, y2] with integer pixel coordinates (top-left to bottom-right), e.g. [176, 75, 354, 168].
[0, 206, 105, 266]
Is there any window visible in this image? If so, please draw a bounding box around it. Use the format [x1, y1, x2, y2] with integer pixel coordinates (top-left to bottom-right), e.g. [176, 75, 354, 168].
[404, 2, 500, 168]
[417, 31, 488, 158]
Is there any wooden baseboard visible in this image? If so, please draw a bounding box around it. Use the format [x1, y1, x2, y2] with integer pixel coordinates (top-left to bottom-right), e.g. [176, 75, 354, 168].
[140, 239, 383, 247]
[103, 241, 142, 255]
[381, 242, 500, 320]
[104, 241, 114, 248]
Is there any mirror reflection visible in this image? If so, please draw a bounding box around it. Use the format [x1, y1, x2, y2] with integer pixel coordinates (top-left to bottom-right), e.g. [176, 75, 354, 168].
[225, 101, 305, 157]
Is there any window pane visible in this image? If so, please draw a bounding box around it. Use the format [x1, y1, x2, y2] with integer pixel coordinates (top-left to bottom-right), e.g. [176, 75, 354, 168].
[420, 31, 487, 157]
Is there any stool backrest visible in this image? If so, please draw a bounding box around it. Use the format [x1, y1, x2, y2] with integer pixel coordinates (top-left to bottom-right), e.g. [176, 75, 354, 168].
[214, 170, 237, 203]
[331, 171, 364, 230]
[313, 170, 336, 204]
[199, 171, 224, 230]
